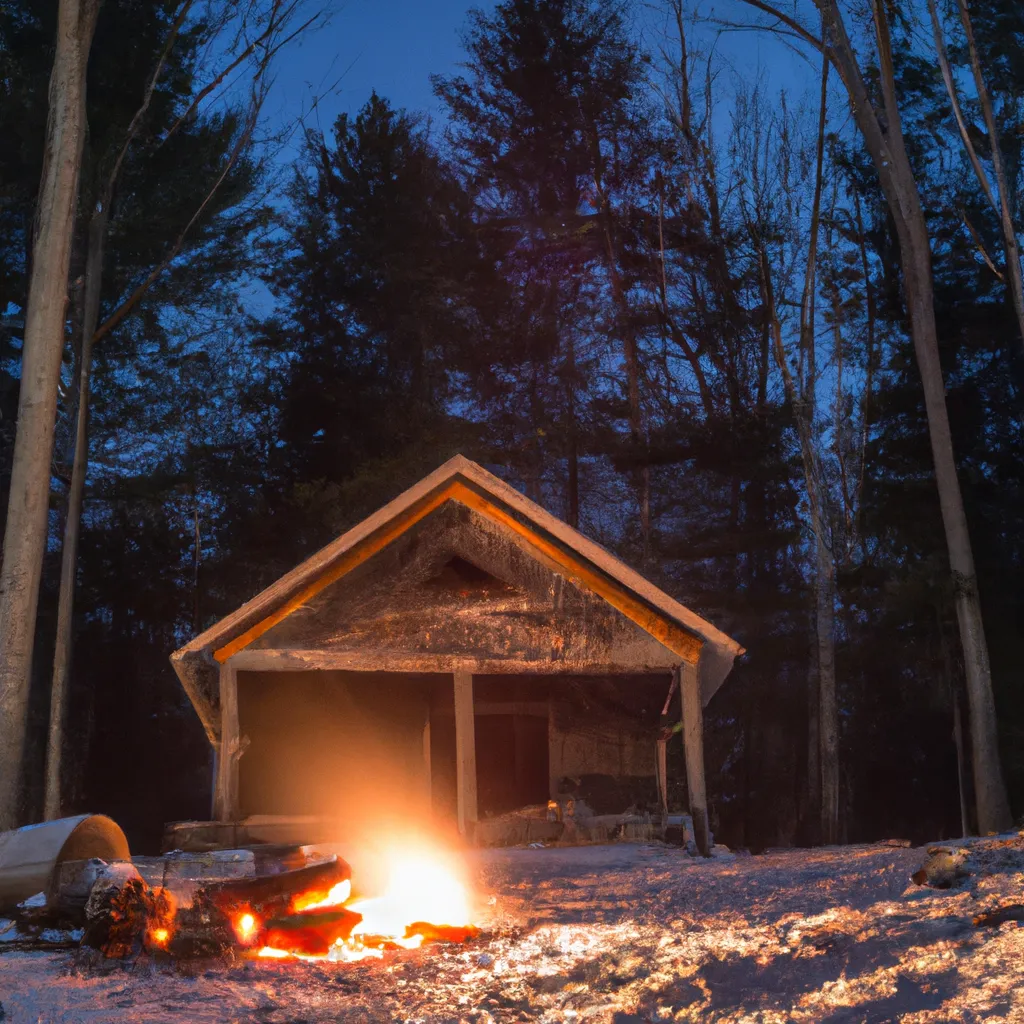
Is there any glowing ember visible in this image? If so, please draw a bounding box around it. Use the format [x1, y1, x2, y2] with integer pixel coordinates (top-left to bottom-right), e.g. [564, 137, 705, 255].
[149, 927, 169, 947]
[234, 912, 258, 944]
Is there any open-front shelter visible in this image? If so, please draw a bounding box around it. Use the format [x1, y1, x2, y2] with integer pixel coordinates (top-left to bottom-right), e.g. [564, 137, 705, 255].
[170, 456, 744, 851]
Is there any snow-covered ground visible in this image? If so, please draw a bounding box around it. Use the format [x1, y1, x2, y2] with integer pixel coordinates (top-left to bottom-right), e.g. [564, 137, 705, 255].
[1, 835, 1022, 1023]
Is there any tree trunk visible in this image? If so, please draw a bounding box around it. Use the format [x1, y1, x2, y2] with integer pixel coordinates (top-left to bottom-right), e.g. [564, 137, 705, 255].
[805, 625, 821, 843]
[818, 0, 1012, 833]
[0, 0, 100, 830]
[813, 516, 838, 842]
[43, 203, 108, 821]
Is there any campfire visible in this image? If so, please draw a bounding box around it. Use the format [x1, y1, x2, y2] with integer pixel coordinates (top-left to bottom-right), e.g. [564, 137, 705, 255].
[84, 846, 478, 963]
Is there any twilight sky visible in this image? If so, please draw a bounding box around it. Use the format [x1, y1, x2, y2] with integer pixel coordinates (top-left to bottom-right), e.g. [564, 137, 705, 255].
[266, 0, 815, 144]
[268, 0, 498, 138]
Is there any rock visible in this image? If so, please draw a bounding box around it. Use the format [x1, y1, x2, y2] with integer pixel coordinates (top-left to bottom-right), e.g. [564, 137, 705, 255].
[911, 846, 970, 889]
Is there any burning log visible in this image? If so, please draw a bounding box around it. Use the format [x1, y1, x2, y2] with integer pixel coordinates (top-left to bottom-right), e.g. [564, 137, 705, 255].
[405, 921, 479, 945]
[201, 854, 351, 919]
[83, 876, 176, 959]
[261, 906, 363, 956]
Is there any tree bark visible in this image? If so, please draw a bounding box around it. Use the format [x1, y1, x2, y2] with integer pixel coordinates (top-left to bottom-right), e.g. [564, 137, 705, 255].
[0, 0, 100, 830]
[43, 203, 107, 821]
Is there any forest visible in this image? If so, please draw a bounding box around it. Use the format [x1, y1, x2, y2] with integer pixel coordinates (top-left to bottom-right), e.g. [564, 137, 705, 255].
[0, 0, 1021, 854]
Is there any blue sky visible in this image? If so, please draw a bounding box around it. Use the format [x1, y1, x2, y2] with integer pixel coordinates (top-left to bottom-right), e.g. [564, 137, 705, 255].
[265, 0, 816, 144]
[268, 0, 498, 137]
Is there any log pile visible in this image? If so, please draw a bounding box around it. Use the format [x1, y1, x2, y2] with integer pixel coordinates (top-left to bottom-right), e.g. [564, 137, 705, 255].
[4, 849, 478, 962]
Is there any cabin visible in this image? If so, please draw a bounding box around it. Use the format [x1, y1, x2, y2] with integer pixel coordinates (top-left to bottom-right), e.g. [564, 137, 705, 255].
[170, 456, 743, 851]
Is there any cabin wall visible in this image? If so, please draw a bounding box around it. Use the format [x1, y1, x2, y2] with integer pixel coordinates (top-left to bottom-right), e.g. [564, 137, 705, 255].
[236, 670, 436, 827]
[235, 670, 669, 828]
[548, 708, 659, 814]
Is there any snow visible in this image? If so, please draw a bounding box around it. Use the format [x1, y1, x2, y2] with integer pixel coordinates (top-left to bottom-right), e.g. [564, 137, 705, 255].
[1, 834, 1022, 1022]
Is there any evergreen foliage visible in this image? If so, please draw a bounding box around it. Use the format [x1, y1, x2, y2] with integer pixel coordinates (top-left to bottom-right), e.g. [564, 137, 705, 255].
[1, 0, 1022, 847]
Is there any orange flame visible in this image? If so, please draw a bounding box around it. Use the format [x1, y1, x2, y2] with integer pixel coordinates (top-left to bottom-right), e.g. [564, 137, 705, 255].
[255, 847, 473, 962]
[234, 911, 258, 944]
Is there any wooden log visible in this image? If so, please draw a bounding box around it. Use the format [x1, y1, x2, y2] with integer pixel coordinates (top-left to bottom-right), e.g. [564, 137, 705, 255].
[213, 660, 240, 822]
[680, 662, 710, 857]
[454, 669, 477, 835]
[0, 813, 129, 911]
[201, 854, 351, 918]
[262, 906, 362, 956]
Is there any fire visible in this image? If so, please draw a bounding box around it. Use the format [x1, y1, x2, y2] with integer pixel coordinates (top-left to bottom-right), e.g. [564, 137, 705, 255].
[291, 879, 351, 913]
[254, 847, 474, 962]
[149, 927, 169, 947]
[350, 852, 472, 941]
[234, 912, 258, 944]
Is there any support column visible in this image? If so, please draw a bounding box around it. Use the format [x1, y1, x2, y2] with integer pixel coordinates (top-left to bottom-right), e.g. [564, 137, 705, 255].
[213, 660, 240, 822]
[422, 711, 433, 814]
[656, 737, 668, 817]
[680, 661, 710, 856]
[454, 669, 477, 836]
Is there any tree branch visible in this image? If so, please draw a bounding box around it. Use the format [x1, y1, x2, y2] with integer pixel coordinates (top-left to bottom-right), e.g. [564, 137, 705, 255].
[927, 0, 997, 213]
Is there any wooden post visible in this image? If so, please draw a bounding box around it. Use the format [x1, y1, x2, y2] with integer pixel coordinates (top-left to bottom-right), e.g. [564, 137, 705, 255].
[656, 737, 668, 818]
[213, 660, 240, 822]
[422, 712, 433, 813]
[547, 695, 561, 799]
[453, 670, 477, 836]
[680, 661, 710, 856]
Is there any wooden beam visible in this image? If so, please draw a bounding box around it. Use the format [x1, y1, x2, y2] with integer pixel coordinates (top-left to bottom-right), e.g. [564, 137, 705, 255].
[213, 660, 240, 822]
[227, 648, 680, 675]
[680, 662, 710, 856]
[453, 670, 477, 836]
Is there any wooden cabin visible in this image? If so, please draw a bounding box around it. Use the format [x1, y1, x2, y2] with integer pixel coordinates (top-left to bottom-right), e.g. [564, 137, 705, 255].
[170, 456, 743, 851]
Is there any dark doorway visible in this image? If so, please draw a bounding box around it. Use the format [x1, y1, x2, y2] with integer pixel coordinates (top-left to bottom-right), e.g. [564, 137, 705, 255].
[475, 713, 549, 817]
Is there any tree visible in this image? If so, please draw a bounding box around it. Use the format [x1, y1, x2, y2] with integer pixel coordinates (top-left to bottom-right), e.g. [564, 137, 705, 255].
[928, 0, 1024, 359]
[0, 0, 101, 830]
[42, 0, 311, 821]
[435, 0, 662, 548]
[261, 92, 477, 542]
[738, 0, 1013, 833]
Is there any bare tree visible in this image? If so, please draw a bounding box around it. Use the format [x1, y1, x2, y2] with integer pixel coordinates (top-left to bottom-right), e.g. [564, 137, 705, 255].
[927, 0, 1024, 357]
[42, 0, 322, 820]
[737, 0, 1013, 833]
[0, 0, 102, 830]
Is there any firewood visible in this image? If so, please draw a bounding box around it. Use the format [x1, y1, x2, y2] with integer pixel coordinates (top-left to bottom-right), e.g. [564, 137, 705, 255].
[82, 878, 175, 959]
[201, 854, 351, 918]
[973, 904, 1024, 928]
[405, 921, 479, 944]
[166, 896, 237, 958]
[261, 906, 363, 956]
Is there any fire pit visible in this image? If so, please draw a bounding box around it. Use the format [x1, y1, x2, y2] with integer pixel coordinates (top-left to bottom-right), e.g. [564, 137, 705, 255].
[87, 846, 479, 964]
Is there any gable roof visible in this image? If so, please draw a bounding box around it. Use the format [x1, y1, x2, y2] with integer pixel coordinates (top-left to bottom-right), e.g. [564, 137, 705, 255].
[171, 455, 744, 742]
